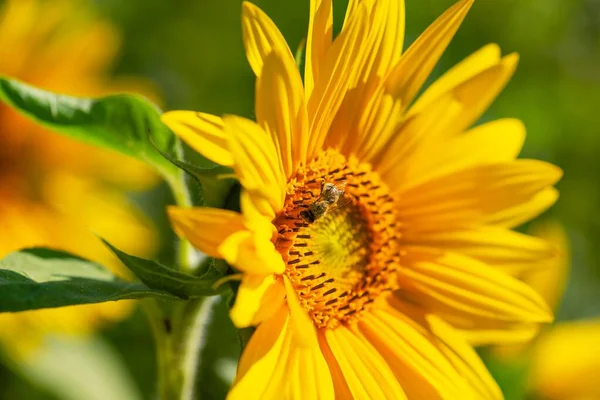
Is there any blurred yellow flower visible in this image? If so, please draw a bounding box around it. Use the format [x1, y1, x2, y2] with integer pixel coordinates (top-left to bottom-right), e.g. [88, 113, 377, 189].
[529, 319, 600, 400]
[491, 221, 598, 400]
[164, 0, 561, 398]
[0, 0, 159, 358]
[523, 222, 600, 400]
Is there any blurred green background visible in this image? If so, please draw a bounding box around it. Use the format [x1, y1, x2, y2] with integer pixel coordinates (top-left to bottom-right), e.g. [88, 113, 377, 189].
[0, 0, 598, 399]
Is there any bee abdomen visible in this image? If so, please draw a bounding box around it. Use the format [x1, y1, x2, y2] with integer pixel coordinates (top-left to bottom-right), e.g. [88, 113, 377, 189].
[300, 209, 316, 223]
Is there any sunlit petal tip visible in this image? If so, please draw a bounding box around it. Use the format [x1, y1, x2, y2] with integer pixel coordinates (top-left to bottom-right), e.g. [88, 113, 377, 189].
[385, 0, 475, 110]
[482, 42, 501, 56]
[500, 52, 520, 75]
[241, 0, 293, 77]
[241, 0, 255, 12]
[160, 110, 234, 167]
[305, 0, 334, 97]
[458, 0, 475, 9]
[531, 160, 564, 183]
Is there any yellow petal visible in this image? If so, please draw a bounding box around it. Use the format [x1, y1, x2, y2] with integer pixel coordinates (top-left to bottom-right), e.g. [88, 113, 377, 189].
[427, 315, 503, 398]
[168, 206, 245, 259]
[218, 230, 285, 275]
[389, 118, 526, 189]
[223, 115, 286, 215]
[428, 317, 502, 400]
[283, 276, 320, 348]
[169, 206, 282, 275]
[229, 306, 289, 399]
[409, 43, 501, 115]
[487, 187, 559, 228]
[334, 80, 404, 160]
[230, 306, 334, 400]
[374, 92, 462, 181]
[385, 0, 473, 108]
[395, 160, 562, 231]
[328, 0, 406, 157]
[249, 277, 286, 326]
[398, 249, 553, 324]
[317, 333, 353, 398]
[530, 319, 600, 400]
[460, 323, 541, 347]
[360, 307, 473, 399]
[390, 300, 503, 399]
[305, 0, 333, 97]
[342, 0, 359, 29]
[230, 274, 284, 328]
[239, 189, 277, 234]
[241, 1, 294, 76]
[447, 118, 525, 164]
[161, 111, 233, 167]
[378, 53, 522, 190]
[324, 325, 407, 399]
[256, 50, 308, 178]
[438, 53, 520, 136]
[306, 3, 368, 160]
[403, 226, 557, 276]
[370, 0, 405, 76]
[391, 295, 541, 347]
[522, 220, 570, 312]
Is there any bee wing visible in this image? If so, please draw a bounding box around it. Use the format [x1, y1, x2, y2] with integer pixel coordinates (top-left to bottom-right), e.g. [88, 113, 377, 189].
[336, 180, 347, 191]
[331, 192, 354, 212]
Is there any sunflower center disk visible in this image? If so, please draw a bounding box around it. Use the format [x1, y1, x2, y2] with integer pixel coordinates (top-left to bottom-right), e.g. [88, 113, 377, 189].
[275, 150, 401, 329]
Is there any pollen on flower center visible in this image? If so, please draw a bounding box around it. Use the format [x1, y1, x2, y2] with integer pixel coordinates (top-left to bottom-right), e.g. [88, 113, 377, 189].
[274, 150, 401, 329]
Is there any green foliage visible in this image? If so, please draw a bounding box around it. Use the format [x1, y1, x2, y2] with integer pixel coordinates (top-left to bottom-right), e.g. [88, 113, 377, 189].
[104, 241, 229, 298]
[0, 76, 239, 210]
[0, 76, 178, 180]
[0, 249, 177, 313]
[483, 352, 530, 400]
[18, 337, 143, 400]
[153, 142, 237, 208]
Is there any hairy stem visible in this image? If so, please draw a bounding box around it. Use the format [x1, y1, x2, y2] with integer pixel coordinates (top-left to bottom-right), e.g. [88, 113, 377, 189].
[147, 156, 216, 399]
[166, 171, 197, 274]
[171, 297, 217, 399]
[144, 297, 217, 400]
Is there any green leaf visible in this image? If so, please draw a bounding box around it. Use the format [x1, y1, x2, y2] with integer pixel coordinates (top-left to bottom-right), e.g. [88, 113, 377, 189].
[0, 249, 177, 313]
[104, 241, 229, 298]
[0, 76, 178, 179]
[152, 140, 238, 208]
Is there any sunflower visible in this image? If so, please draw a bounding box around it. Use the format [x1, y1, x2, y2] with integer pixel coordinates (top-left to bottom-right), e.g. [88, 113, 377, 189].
[163, 0, 562, 397]
[0, 0, 157, 357]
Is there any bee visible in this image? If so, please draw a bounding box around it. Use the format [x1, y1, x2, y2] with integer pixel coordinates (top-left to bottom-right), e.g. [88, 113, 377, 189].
[300, 181, 348, 223]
